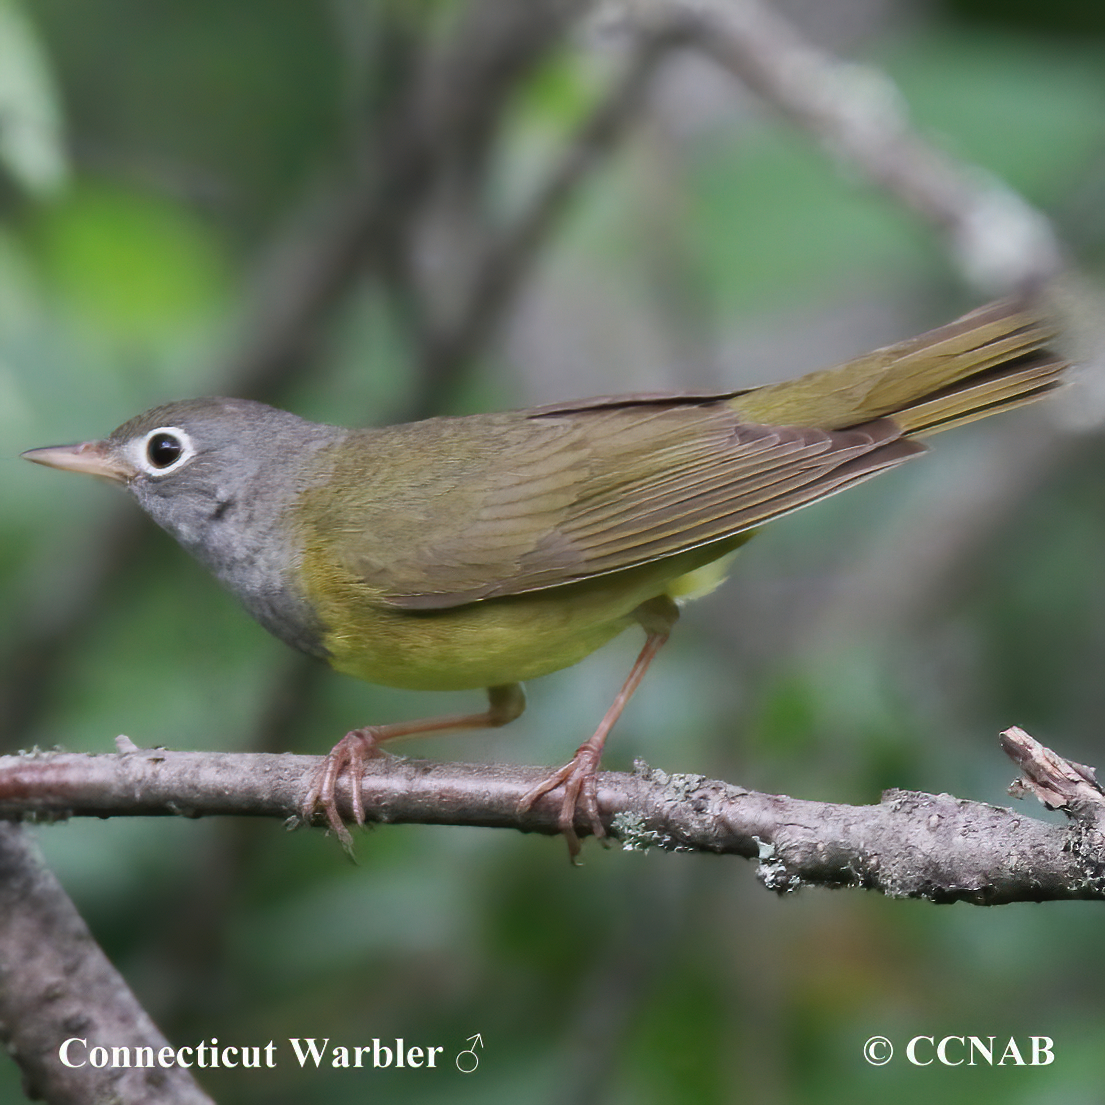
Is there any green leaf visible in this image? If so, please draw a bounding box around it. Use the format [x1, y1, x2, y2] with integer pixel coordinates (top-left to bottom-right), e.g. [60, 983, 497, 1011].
[31, 181, 229, 342]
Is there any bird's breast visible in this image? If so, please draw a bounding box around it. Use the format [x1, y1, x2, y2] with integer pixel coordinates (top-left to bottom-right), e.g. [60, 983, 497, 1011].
[298, 543, 741, 692]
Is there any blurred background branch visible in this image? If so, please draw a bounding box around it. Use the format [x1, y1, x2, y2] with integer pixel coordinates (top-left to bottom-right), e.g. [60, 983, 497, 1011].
[611, 0, 1063, 292]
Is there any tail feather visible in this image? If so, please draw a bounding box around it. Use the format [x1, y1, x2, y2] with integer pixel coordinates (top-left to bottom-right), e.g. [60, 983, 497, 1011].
[891, 350, 1066, 436]
[735, 297, 1066, 433]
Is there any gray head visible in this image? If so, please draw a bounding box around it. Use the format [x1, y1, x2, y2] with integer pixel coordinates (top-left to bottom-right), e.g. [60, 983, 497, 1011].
[22, 397, 347, 656]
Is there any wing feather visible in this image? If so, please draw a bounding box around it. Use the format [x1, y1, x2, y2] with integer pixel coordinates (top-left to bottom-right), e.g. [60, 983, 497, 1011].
[321, 398, 921, 610]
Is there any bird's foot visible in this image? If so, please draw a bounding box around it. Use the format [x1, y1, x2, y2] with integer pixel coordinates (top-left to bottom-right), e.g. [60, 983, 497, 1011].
[302, 728, 383, 850]
[520, 744, 606, 860]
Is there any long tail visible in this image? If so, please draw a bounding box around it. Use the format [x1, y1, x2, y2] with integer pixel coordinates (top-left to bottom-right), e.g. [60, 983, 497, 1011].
[734, 297, 1067, 435]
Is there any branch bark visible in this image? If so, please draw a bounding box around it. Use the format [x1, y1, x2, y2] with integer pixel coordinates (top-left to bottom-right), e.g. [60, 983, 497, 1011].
[0, 823, 215, 1105]
[1002, 725, 1105, 832]
[2, 731, 1102, 905]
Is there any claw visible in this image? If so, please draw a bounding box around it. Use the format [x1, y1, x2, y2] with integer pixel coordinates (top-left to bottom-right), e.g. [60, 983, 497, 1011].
[299, 685, 527, 851]
[521, 744, 606, 859]
[522, 606, 675, 858]
[302, 728, 382, 848]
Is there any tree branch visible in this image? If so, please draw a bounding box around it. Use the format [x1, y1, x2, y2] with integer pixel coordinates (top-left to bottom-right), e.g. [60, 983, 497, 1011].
[609, 0, 1063, 294]
[0, 823, 215, 1105]
[2, 731, 1102, 904]
[412, 29, 674, 388]
[1002, 724, 1105, 832]
[224, 0, 588, 400]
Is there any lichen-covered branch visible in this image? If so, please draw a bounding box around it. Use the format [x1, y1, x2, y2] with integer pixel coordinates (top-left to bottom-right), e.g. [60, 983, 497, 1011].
[2, 731, 1102, 904]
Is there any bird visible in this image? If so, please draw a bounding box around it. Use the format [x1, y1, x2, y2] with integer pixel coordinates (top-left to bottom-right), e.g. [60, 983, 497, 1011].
[22, 295, 1067, 854]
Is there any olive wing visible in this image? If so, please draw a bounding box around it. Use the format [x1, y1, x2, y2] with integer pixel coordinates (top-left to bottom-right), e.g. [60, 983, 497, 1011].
[314, 396, 919, 609]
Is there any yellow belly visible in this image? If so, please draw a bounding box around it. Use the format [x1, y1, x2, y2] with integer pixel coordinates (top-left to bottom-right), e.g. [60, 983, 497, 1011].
[304, 541, 743, 692]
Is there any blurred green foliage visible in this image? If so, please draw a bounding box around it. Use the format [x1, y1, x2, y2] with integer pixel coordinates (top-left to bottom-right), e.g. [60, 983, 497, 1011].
[3, 2, 1105, 1103]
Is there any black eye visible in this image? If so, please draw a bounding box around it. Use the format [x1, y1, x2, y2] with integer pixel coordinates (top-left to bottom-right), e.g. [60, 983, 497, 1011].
[147, 432, 183, 469]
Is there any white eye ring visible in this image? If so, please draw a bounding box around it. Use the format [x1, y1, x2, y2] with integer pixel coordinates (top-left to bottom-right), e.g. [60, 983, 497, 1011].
[134, 426, 196, 476]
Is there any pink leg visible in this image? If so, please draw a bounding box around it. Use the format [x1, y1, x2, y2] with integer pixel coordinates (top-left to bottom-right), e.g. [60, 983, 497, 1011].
[521, 596, 678, 857]
[303, 682, 525, 847]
